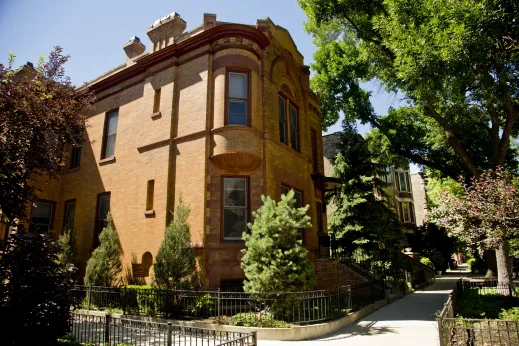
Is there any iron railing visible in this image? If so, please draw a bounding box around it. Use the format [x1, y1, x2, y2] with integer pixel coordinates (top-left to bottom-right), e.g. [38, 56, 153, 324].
[72, 284, 386, 325]
[437, 279, 519, 346]
[70, 311, 257, 346]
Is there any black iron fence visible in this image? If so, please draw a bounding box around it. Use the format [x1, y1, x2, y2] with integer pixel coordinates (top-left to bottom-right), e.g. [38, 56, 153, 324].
[73, 285, 363, 325]
[437, 279, 519, 346]
[70, 311, 256, 346]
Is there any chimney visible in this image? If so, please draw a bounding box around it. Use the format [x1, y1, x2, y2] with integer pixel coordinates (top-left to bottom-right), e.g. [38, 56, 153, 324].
[123, 36, 146, 63]
[203, 13, 216, 31]
[147, 12, 187, 53]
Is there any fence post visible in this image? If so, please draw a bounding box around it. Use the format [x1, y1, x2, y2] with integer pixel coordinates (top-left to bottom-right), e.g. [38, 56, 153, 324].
[437, 315, 443, 346]
[251, 330, 257, 346]
[167, 322, 172, 346]
[337, 286, 340, 316]
[87, 286, 91, 311]
[104, 313, 111, 344]
[217, 288, 221, 320]
[122, 286, 126, 315]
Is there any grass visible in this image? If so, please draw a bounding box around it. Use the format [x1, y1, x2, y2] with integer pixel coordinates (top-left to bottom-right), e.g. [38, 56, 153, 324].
[456, 288, 519, 320]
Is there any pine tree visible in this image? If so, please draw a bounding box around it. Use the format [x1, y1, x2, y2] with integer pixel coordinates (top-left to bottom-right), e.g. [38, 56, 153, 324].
[84, 213, 122, 286]
[154, 198, 199, 290]
[56, 227, 76, 269]
[241, 191, 315, 293]
[329, 123, 404, 255]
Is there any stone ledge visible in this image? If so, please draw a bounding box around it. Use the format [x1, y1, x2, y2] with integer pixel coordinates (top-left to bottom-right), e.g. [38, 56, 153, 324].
[76, 299, 388, 341]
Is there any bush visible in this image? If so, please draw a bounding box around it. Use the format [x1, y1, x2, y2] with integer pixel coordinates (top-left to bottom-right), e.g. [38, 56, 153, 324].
[242, 190, 314, 293]
[230, 312, 289, 328]
[154, 198, 199, 290]
[0, 232, 76, 346]
[499, 307, 519, 321]
[420, 257, 434, 269]
[84, 213, 123, 286]
[456, 292, 519, 319]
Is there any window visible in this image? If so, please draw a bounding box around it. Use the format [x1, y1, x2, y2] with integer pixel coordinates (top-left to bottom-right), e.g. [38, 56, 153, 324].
[153, 88, 161, 114]
[64, 199, 76, 230]
[278, 95, 299, 151]
[278, 96, 287, 145]
[146, 180, 155, 211]
[95, 193, 111, 247]
[402, 202, 410, 222]
[227, 72, 248, 125]
[399, 201, 415, 223]
[223, 178, 248, 240]
[398, 171, 407, 192]
[102, 110, 118, 159]
[70, 144, 82, 169]
[311, 130, 318, 171]
[281, 185, 304, 242]
[383, 167, 393, 184]
[30, 201, 54, 232]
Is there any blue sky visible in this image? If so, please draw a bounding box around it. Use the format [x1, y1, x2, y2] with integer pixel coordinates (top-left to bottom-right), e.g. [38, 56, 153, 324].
[0, 0, 411, 163]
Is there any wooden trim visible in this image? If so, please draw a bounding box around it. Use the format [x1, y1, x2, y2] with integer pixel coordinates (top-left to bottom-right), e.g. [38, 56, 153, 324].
[62, 199, 77, 234]
[225, 68, 251, 127]
[220, 175, 250, 243]
[29, 199, 57, 233]
[94, 192, 111, 248]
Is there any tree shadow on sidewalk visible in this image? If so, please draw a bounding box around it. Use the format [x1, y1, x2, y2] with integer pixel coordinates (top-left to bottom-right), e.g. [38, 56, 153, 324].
[319, 321, 397, 341]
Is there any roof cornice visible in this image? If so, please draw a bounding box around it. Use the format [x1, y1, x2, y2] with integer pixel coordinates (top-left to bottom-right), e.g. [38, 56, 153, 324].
[89, 24, 270, 94]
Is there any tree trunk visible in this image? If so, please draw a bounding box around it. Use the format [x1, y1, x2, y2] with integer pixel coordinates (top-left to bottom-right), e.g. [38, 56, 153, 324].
[484, 250, 497, 277]
[496, 241, 512, 288]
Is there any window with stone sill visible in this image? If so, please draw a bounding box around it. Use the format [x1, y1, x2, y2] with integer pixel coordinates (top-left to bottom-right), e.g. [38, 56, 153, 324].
[153, 88, 161, 114]
[223, 177, 249, 240]
[70, 144, 82, 169]
[94, 192, 110, 248]
[227, 71, 248, 126]
[278, 95, 299, 152]
[64, 199, 76, 230]
[101, 109, 118, 159]
[30, 201, 55, 233]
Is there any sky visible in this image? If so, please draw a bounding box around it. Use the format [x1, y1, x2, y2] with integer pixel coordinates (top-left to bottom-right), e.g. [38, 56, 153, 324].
[0, 0, 415, 170]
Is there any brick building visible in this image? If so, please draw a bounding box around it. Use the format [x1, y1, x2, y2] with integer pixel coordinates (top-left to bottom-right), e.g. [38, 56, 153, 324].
[322, 132, 416, 229]
[8, 12, 328, 289]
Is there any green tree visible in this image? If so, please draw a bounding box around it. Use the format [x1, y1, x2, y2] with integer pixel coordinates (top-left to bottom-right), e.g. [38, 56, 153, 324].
[0, 231, 76, 345]
[56, 227, 77, 269]
[406, 223, 458, 273]
[430, 167, 519, 284]
[299, 0, 519, 179]
[241, 191, 315, 292]
[84, 213, 122, 286]
[329, 124, 404, 255]
[425, 173, 464, 208]
[154, 198, 199, 290]
[0, 47, 94, 223]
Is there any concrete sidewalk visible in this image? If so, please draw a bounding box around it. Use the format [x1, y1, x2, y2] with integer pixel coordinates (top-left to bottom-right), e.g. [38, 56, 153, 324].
[260, 274, 466, 346]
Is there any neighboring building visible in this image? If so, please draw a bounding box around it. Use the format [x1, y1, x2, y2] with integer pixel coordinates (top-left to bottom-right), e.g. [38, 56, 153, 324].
[411, 172, 428, 226]
[322, 132, 416, 229]
[15, 12, 327, 289]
